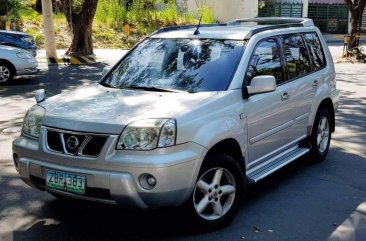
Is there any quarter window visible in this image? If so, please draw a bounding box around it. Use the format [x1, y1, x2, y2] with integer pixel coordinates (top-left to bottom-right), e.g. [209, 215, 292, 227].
[246, 38, 283, 85]
[304, 33, 326, 71]
[280, 34, 311, 80]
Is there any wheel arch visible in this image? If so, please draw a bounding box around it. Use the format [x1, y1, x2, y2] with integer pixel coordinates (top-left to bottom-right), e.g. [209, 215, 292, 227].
[202, 138, 246, 176]
[0, 59, 16, 76]
[309, 98, 335, 135]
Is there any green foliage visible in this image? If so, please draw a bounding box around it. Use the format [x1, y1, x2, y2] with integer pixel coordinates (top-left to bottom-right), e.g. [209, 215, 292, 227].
[0, 0, 23, 29]
[26, 27, 44, 46]
[13, 0, 216, 49]
[198, 6, 215, 24]
[0, 0, 22, 18]
[95, 0, 209, 31]
[19, 7, 42, 25]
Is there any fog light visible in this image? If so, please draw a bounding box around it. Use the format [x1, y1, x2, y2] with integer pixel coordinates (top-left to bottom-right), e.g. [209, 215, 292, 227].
[13, 153, 19, 171]
[139, 174, 157, 190]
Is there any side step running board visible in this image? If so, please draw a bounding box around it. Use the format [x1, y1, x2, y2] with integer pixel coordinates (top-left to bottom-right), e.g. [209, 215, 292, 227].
[247, 146, 310, 183]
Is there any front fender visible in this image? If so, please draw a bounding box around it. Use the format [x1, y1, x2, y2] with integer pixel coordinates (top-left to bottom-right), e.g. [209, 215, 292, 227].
[192, 115, 246, 153]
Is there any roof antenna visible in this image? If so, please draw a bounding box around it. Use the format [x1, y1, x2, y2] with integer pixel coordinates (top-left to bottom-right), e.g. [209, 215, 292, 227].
[194, 15, 203, 35]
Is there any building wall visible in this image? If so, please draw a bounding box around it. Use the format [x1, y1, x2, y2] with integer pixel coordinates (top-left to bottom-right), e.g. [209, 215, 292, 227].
[184, 0, 258, 22]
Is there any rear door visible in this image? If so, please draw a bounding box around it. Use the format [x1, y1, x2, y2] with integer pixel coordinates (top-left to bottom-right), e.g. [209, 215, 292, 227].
[279, 33, 327, 138]
[279, 33, 314, 137]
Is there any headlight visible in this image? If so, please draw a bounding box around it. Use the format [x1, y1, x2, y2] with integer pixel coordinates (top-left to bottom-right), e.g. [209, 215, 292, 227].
[22, 105, 46, 138]
[117, 119, 176, 150]
[16, 51, 33, 59]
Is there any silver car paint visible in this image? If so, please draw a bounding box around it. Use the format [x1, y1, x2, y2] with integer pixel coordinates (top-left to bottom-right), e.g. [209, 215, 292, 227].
[0, 45, 38, 75]
[40, 84, 219, 135]
[12, 24, 339, 208]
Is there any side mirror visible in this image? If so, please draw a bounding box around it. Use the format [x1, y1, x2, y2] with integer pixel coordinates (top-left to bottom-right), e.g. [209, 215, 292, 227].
[102, 67, 111, 77]
[35, 89, 47, 103]
[247, 75, 276, 95]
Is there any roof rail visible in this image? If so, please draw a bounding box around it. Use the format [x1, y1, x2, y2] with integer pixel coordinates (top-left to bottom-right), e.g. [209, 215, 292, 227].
[227, 17, 314, 27]
[244, 23, 303, 40]
[152, 23, 227, 35]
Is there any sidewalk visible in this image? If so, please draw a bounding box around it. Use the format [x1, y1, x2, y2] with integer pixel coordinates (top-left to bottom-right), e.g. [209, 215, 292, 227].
[323, 34, 366, 45]
[36, 49, 128, 66]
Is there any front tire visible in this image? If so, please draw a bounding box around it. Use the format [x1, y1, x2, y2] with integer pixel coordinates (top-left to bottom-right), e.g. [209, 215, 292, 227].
[186, 153, 245, 230]
[0, 63, 14, 84]
[309, 108, 332, 162]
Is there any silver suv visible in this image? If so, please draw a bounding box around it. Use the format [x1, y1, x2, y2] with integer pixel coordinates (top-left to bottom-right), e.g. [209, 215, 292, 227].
[13, 18, 339, 229]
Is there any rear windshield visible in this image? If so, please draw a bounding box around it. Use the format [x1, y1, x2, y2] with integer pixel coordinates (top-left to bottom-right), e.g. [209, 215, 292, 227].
[102, 38, 245, 92]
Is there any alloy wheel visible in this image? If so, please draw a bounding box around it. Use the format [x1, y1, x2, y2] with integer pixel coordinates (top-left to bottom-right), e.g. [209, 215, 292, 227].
[193, 167, 236, 221]
[317, 116, 330, 153]
[0, 66, 11, 83]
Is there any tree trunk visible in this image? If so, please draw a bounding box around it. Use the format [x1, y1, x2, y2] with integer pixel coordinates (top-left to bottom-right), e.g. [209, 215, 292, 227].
[350, 10, 362, 48]
[66, 15, 94, 56]
[35, 0, 42, 13]
[61, 0, 99, 56]
[344, 0, 366, 49]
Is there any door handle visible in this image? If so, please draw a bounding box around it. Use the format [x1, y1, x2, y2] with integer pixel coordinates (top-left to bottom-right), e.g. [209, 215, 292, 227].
[313, 80, 319, 88]
[281, 92, 290, 101]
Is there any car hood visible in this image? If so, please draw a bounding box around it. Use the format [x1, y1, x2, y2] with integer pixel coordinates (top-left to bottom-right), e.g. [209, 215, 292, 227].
[0, 44, 24, 53]
[41, 84, 218, 134]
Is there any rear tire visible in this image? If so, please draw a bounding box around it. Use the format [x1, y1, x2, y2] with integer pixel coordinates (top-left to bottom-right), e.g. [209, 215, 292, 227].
[185, 153, 245, 230]
[309, 108, 332, 162]
[0, 62, 14, 84]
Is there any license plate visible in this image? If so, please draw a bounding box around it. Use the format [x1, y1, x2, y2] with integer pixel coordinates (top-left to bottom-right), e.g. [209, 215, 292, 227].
[46, 170, 86, 195]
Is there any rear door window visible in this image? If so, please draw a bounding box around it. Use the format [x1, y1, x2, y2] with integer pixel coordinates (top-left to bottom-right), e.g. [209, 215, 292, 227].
[246, 38, 284, 85]
[303, 33, 326, 71]
[280, 34, 311, 80]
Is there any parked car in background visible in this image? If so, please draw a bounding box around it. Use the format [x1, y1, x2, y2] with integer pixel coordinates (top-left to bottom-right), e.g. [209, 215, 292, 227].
[0, 45, 38, 83]
[13, 17, 339, 229]
[0, 30, 37, 57]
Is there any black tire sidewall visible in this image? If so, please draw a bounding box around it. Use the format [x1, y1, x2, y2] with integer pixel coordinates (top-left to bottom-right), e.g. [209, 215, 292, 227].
[186, 153, 245, 230]
[310, 108, 331, 162]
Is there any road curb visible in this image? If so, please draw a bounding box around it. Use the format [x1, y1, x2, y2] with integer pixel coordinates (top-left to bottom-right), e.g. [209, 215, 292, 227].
[47, 55, 98, 65]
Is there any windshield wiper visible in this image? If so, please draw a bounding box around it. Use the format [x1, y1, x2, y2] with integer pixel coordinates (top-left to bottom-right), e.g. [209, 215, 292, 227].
[121, 86, 186, 93]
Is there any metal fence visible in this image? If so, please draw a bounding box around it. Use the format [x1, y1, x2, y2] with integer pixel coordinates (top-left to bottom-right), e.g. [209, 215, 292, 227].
[258, 1, 349, 34]
[308, 4, 349, 34]
[258, 0, 303, 18]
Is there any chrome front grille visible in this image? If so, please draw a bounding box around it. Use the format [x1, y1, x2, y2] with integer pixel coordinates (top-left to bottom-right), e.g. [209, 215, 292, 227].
[46, 128, 108, 157]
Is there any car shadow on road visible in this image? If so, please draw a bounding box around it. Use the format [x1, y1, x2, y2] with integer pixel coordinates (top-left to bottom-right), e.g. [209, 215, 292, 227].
[1, 158, 310, 241]
[2, 147, 366, 241]
[11, 200, 196, 241]
[0, 63, 108, 99]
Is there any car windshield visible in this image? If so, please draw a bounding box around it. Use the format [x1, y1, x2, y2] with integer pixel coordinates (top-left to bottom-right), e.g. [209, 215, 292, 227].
[101, 38, 245, 92]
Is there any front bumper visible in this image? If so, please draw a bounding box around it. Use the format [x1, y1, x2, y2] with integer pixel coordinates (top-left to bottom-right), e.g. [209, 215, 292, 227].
[13, 131, 206, 209]
[13, 58, 38, 76]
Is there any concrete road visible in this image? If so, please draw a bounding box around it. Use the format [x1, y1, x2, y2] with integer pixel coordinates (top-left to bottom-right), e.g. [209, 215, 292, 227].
[0, 51, 365, 241]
